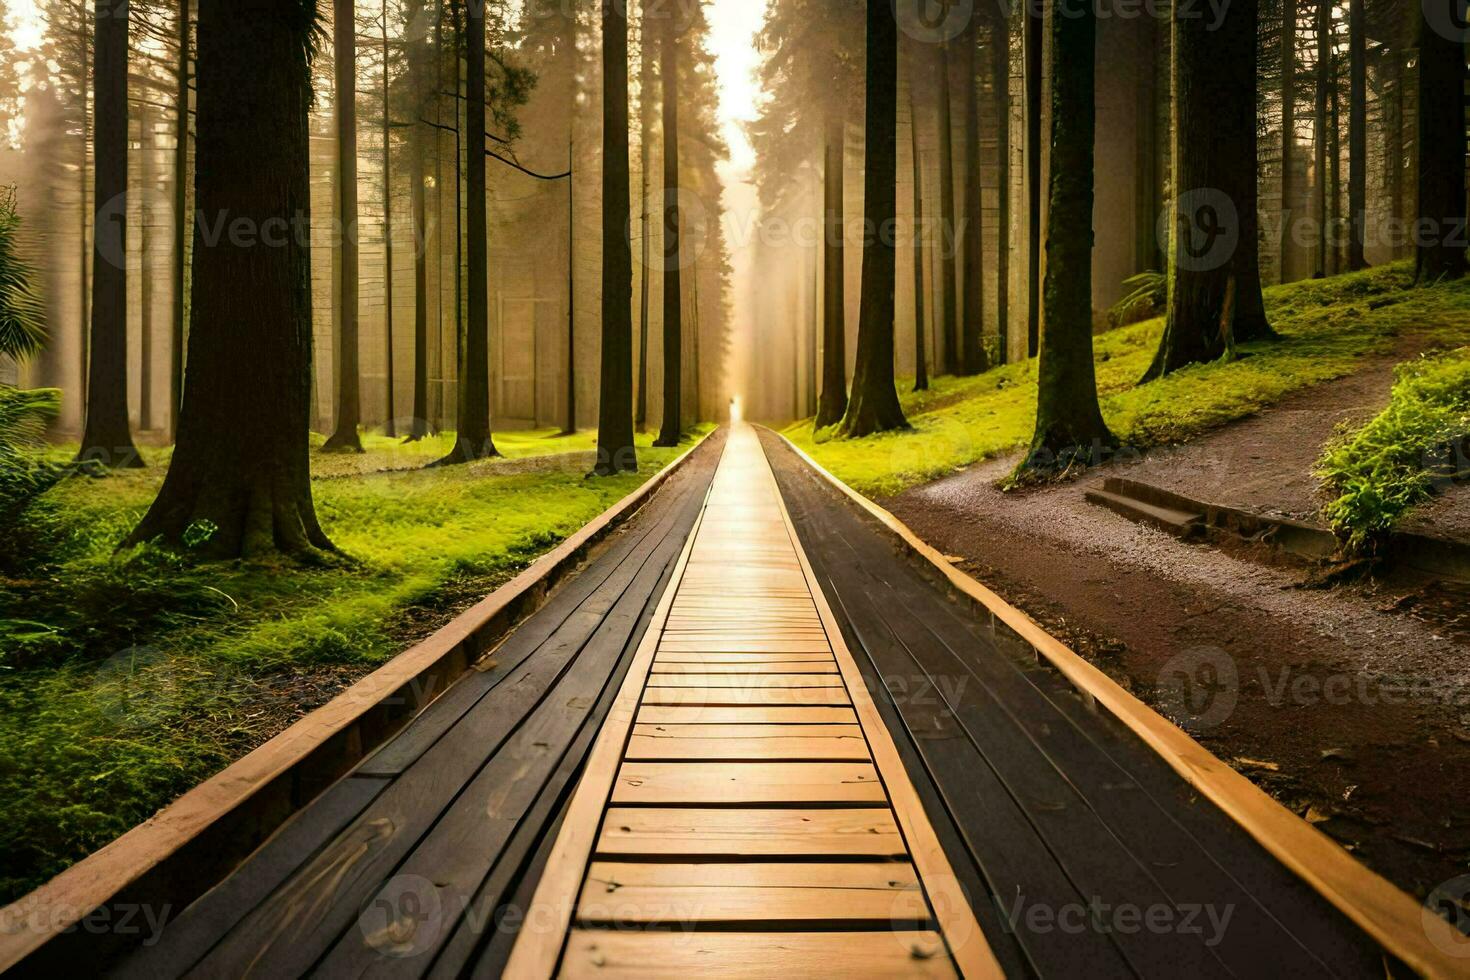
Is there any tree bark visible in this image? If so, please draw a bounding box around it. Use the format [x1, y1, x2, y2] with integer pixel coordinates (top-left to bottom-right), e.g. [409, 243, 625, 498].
[323, 0, 364, 452]
[381, 0, 397, 437]
[636, 7, 655, 432]
[594, 0, 637, 473]
[991, 6, 1010, 366]
[654, 13, 683, 448]
[837, 0, 908, 438]
[936, 38, 959, 374]
[1347, 0, 1366, 270]
[1415, 2, 1467, 283]
[815, 105, 848, 426]
[959, 17, 987, 376]
[1312, 0, 1329, 278]
[127, 0, 331, 558]
[1024, 0, 1041, 359]
[1280, 0, 1296, 283]
[1144, 0, 1273, 382]
[78, 0, 141, 468]
[170, 0, 189, 439]
[437, 0, 498, 462]
[911, 94, 929, 393]
[407, 135, 430, 440]
[1017, 0, 1112, 475]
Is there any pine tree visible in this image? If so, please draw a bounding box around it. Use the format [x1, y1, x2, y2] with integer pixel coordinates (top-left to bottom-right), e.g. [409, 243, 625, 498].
[323, 0, 364, 452]
[1414, 1, 1467, 283]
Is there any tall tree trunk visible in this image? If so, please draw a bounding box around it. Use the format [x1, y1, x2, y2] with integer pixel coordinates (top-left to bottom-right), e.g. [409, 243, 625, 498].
[653, 14, 682, 448]
[438, 0, 498, 462]
[815, 105, 848, 427]
[837, 0, 908, 438]
[77, 22, 91, 413]
[140, 104, 154, 433]
[1024, 0, 1041, 359]
[1017, 0, 1112, 476]
[1415, 2, 1467, 283]
[594, 0, 637, 472]
[1388, 53, 1406, 259]
[170, 0, 189, 439]
[1346, 0, 1366, 269]
[323, 0, 364, 452]
[959, 18, 987, 376]
[1312, 0, 1329, 278]
[1328, 53, 1341, 275]
[381, 0, 397, 437]
[911, 94, 929, 393]
[78, 0, 141, 468]
[1280, 0, 1296, 282]
[408, 136, 430, 439]
[991, 6, 1011, 366]
[636, 9, 655, 431]
[1144, 0, 1272, 381]
[127, 0, 331, 557]
[936, 38, 959, 374]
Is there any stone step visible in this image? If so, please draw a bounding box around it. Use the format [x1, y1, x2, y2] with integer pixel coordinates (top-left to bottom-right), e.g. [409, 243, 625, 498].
[1084, 487, 1206, 539]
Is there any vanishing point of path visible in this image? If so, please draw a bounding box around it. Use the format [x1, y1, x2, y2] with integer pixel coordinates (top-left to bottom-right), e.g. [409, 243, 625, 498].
[50, 424, 1440, 978]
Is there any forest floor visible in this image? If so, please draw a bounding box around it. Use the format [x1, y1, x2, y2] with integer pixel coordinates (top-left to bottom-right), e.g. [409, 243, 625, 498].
[0, 426, 709, 904]
[792, 264, 1470, 905]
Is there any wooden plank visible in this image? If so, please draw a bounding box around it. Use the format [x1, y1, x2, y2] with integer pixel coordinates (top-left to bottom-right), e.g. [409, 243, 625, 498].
[596, 807, 906, 858]
[652, 652, 834, 665]
[626, 724, 869, 761]
[640, 687, 852, 707]
[559, 930, 957, 980]
[644, 673, 846, 689]
[657, 640, 834, 653]
[650, 661, 839, 674]
[636, 706, 859, 725]
[576, 862, 930, 925]
[611, 762, 886, 805]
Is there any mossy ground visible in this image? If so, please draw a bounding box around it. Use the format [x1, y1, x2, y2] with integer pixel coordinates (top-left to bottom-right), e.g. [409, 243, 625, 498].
[0, 426, 708, 903]
[788, 264, 1470, 498]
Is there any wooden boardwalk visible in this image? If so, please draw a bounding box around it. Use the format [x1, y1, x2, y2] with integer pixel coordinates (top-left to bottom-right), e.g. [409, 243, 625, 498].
[506, 425, 998, 978]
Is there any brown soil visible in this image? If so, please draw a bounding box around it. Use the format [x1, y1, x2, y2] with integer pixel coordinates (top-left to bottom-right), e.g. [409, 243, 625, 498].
[885, 348, 1470, 906]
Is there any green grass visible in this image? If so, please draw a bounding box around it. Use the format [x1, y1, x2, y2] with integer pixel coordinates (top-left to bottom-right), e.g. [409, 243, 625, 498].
[0, 426, 709, 903]
[788, 263, 1470, 497]
[1317, 348, 1470, 550]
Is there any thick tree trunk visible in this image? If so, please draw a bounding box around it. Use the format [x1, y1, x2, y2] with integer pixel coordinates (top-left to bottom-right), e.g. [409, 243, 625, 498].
[594, 0, 637, 473]
[1415, 2, 1468, 283]
[815, 106, 848, 427]
[654, 15, 683, 448]
[127, 0, 331, 558]
[1347, 0, 1366, 270]
[910, 94, 928, 393]
[636, 9, 655, 432]
[991, 6, 1010, 366]
[381, 1, 397, 437]
[1312, 0, 1329, 278]
[324, 0, 364, 452]
[1017, 0, 1112, 475]
[936, 39, 959, 375]
[1144, 0, 1273, 381]
[837, 0, 908, 438]
[78, 0, 141, 468]
[959, 18, 987, 376]
[407, 136, 430, 440]
[1024, 0, 1041, 359]
[437, 0, 498, 462]
[1280, 0, 1296, 283]
[170, 0, 189, 439]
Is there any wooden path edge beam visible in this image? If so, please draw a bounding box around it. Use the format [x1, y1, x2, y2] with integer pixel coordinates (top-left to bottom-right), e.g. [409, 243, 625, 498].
[0, 433, 715, 975]
[768, 429, 1466, 980]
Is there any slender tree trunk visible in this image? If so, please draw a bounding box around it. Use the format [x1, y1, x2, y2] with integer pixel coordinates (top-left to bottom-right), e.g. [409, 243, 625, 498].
[77, 22, 91, 413]
[654, 14, 683, 448]
[1024, 0, 1041, 359]
[324, 0, 364, 452]
[991, 6, 1011, 366]
[170, 0, 189, 439]
[382, 0, 397, 437]
[838, 0, 908, 438]
[1414, 2, 1467, 283]
[408, 136, 430, 439]
[593, 0, 637, 472]
[1280, 0, 1296, 282]
[1347, 0, 1366, 269]
[1388, 53, 1406, 259]
[127, 0, 331, 558]
[911, 94, 929, 393]
[815, 105, 848, 427]
[1312, 0, 1329, 278]
[140, 104, 154, 433]
[78, 0, 141, 468]
[959, 18, 987, 376]
[438, 0, 498, 462]
[936, 39, 959, 374]
[1145, 0, 1272, 381]
[1017, 0, 1112, 476]
[1329, 53, 1341, 275]
[636, 10, 655, 432]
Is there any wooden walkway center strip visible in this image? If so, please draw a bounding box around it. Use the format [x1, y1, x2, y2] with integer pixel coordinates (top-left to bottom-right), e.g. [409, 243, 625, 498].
[505, 425, 1002, 979]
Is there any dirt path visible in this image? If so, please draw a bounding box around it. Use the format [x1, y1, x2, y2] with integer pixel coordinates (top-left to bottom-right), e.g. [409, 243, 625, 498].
[885, 350, 1470, 907]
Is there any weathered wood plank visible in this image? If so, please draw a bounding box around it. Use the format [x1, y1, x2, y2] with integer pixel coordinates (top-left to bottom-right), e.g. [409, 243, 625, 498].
[626, 724, 869, 761]
[635, 706, 860, 725]
[559, 930, 957, 980]
[611, 762, 886, 805]
[640, 687, 852, 707]
[595, 807, 906, 858]
[643, 673, 846, 689]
